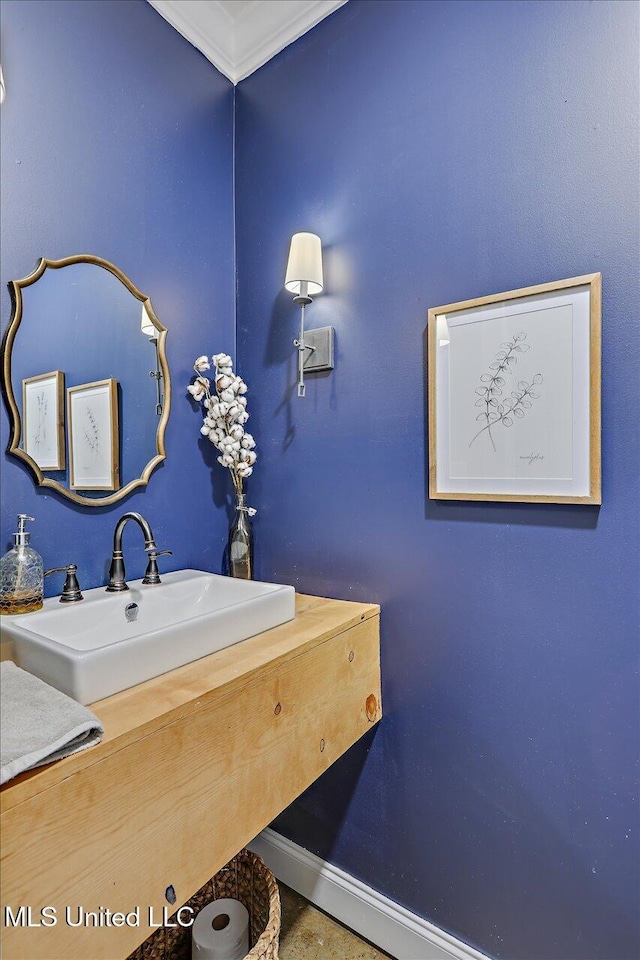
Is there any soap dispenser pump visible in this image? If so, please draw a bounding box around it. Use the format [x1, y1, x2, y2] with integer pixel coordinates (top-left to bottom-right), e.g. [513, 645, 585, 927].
[0, 514, 44, 615]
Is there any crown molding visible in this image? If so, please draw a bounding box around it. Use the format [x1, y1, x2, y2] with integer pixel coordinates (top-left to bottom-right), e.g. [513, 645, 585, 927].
[148, 1, 236, 81]
[232, 0, 347, 82]
[147, 0, 348, 85]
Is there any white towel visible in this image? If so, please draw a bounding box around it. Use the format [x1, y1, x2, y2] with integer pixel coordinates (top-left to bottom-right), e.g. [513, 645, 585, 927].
[0, 660, 104, 786]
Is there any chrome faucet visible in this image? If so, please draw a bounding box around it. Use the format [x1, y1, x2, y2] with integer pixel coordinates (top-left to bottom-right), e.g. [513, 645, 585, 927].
[106, 512, 172, 592]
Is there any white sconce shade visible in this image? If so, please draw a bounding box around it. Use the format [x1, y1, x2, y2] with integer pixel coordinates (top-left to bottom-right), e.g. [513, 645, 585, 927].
[141, 304, 156, 339]
[285, 232, 323, 296]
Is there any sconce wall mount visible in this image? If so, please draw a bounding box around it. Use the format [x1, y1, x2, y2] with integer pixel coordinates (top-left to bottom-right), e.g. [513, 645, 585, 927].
[285, 232, 334, 398]
[141, 304, 164, 415]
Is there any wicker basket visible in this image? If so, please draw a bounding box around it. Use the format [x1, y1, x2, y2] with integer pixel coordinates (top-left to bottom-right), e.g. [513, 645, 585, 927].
[127, 849, 280, 960]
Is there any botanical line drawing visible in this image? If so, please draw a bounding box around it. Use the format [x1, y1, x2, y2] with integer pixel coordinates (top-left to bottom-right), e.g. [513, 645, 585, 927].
[83, 405, 100, 458]
[469, 332, 543, 450]
[67, 378, 118, 490]
[32, 391, 48, 451]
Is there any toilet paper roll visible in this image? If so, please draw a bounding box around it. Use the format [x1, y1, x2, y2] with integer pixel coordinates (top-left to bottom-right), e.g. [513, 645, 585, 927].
[191, 898, 250, 960]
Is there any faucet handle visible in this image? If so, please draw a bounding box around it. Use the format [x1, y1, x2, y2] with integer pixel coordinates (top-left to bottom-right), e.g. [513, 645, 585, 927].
[142, 549, 172, 585]
[44, 564, 83, 603]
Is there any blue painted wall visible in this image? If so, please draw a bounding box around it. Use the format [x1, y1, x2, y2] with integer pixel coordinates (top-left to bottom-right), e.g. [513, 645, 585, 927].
[0, 0, 235, 589]
[235, 2, 640, 958]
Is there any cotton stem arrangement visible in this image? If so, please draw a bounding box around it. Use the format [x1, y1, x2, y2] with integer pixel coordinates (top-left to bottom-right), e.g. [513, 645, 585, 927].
[188, 354, 257, 503]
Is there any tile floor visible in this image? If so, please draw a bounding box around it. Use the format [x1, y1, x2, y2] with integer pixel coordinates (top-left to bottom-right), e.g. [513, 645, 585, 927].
[279, 884, 393, 960]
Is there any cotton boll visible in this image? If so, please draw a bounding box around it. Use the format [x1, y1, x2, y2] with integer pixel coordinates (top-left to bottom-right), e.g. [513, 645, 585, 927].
[222, 453, 235, 466]
[231, 440, 241, 452]
[213, 353, 232, 368]
[194, 355, 210, 372]
[237, 381, 248, 395]
[220, 388, 235, 403]
[229, 424, 244, 440]
[237, 412, 249, 424]
[245, 450, 257, 465]
[241, 433, 255, 449]
[236, 396, 247, 408]
[187, 381, 206, 401]
[216, 374, 233, 391]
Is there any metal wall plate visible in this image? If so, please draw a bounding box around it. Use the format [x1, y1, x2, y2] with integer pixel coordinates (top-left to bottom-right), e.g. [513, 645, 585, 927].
[303, 326, 334, 372]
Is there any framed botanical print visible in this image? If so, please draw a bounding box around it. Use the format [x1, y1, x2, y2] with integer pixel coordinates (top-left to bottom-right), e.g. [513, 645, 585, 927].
[22, 370, 65, 471]
[428, 274, 601, 503]
[67, 378, 120, 491]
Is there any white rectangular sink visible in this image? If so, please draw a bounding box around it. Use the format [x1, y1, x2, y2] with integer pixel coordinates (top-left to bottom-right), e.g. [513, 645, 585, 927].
[1, 570, 295, 704]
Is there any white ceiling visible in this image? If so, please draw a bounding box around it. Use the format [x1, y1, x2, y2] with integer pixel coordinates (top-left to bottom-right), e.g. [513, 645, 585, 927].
[147, 0, 348, 85]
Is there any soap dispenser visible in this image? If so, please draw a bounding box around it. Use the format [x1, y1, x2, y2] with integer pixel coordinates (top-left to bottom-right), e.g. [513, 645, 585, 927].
[0, 514, 44, 615]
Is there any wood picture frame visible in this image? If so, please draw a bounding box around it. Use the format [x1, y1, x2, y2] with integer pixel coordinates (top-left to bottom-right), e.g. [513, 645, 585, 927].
[21, 370, 65, 471]
[67, 378, 120, 491]
[428, 273, 601, 504]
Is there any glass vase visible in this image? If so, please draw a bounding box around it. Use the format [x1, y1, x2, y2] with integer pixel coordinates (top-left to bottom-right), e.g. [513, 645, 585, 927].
[228, 492, 254, 580]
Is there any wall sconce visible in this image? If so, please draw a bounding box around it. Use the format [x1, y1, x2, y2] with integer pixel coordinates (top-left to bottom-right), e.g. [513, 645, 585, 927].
[285, 232, 334, 398]
[141, 305, 163, 415]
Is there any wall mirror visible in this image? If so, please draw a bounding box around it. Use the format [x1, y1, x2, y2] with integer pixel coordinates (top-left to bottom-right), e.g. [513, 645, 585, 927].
[1, 254, 171, 506]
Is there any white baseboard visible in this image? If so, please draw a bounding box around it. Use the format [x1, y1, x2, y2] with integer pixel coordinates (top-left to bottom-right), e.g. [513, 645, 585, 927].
[249, 828, 491, 960]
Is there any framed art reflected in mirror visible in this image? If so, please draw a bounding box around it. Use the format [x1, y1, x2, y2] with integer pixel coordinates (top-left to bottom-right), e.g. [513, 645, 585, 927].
[67, 379, 119, 492]
[22, 370, 65, 471]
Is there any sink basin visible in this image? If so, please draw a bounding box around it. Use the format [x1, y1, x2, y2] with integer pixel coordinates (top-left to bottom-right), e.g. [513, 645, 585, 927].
[2, 570, 295, 704]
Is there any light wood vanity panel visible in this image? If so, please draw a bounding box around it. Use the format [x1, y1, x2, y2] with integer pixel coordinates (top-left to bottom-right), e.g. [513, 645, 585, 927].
[0, 595, 381, 960]
[1, 594, 378, 811]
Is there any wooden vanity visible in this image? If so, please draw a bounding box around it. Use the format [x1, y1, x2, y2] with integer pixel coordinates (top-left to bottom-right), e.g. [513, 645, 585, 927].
[0, 593, 381, 960]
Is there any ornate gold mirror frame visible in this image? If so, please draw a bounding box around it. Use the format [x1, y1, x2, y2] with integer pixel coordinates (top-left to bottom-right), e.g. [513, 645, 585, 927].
[1, 254, 171, 507]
